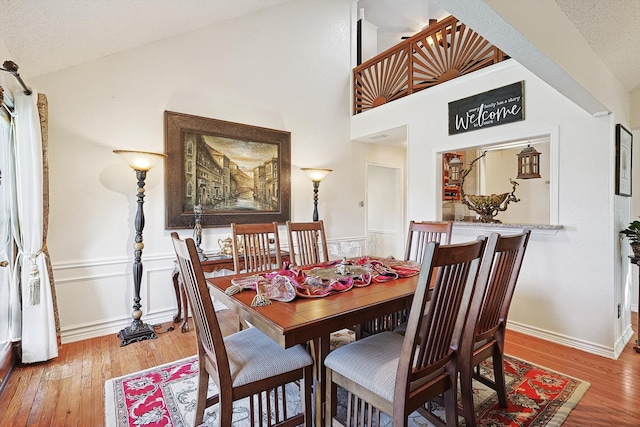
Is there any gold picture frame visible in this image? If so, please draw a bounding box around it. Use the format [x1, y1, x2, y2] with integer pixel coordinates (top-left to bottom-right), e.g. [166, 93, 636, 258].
[164, 111, 291, 228]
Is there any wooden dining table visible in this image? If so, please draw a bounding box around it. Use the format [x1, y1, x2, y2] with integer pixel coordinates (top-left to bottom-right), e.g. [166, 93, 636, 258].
[206, 267, 420, 426]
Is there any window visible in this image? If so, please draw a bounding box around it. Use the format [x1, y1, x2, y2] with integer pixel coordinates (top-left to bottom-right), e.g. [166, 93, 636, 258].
[441, 133, 555, 225]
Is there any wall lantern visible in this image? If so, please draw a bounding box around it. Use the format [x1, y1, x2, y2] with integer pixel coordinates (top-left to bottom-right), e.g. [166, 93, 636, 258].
[516, 144, 541, 179]
[448, 154, 463, 185]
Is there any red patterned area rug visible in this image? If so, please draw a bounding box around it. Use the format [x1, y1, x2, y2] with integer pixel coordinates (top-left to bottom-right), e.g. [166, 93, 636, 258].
[104, 354, 589, 427]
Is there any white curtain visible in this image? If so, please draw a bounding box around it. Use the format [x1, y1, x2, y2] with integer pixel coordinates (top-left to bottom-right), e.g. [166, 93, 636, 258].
[10, 90, 58, 363]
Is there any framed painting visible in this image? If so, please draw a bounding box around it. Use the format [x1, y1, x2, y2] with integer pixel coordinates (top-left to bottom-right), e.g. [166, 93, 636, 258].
[616, 123, 633, 197]
[164, 111, 291, 228]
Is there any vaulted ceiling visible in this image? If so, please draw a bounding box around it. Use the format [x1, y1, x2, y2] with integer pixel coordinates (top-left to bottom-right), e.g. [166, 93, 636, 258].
[1, 0, 638, 100]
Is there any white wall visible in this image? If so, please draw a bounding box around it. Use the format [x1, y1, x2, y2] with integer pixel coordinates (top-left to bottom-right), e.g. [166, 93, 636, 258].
[483, 144, 550, 225]
[0, 39, 14, 92]
[352, 60, 629, 358]
[29, 0, 364, 343]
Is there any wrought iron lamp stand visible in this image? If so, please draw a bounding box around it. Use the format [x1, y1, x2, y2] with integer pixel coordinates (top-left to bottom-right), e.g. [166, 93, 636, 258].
[113, 149, 166, 347]
[118, 169, 157, 346]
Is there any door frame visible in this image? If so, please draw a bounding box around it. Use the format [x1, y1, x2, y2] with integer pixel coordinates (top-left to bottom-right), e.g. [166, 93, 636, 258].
[365, 162, 406, 258]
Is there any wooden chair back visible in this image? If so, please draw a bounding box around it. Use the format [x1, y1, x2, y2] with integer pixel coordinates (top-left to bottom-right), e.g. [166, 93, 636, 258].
[356, 220, 453, 339]
[326, 235, 498, 427]
[170, 232, 230, 409]
[286, 220, 329, 266]
[172, 232, 313, 427]
[459, 229, 531, 426]
[231, 222, 282, 273]
[475, 229, 531, 342]
[404, 220, 453, 262]
[396, 235, 497, 425]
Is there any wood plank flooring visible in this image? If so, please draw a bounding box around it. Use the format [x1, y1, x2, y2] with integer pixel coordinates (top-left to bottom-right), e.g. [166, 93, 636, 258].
[1, 310, 639, 426]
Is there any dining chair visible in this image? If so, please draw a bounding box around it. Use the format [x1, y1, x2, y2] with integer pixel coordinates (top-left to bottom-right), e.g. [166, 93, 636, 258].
[170, 232, 313, 427]
[231, 222, 283, 273]
[404, 220, 453, 262]
[286, 220, 329, 266]
[458, 229, 530, 427]
[325, 235, 498, 427]
[356, 220, 453, 339]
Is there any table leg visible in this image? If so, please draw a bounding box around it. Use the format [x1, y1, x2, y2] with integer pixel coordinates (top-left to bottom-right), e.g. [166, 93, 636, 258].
[171, 268, 182, 324]
[172, 263, 190, 333]
[179, 277, 190, 333]
[310, 335, 330, 427]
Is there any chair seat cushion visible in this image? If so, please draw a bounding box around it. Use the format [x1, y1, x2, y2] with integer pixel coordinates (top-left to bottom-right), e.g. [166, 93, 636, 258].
[325, 331, 403, 401]
[225, 327, 313, 387]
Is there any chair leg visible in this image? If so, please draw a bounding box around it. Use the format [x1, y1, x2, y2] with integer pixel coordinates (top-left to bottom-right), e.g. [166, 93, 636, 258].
[325, 368, 334, 427]
[443, 375, 459, 427]
[492, 343, 508, 407]
[218, 397, 234, 427]
[194, 362, 209, 426]
[303, 366, 313, 427]
[459, 363, 476, 427]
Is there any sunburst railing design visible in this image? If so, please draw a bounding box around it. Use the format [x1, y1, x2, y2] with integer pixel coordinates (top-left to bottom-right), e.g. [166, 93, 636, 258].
[353, 15, 508, 115]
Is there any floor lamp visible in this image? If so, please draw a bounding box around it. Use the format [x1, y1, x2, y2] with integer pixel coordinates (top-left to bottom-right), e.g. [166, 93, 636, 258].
[114, 149, 167, 346]
[301, 168, 332, 221]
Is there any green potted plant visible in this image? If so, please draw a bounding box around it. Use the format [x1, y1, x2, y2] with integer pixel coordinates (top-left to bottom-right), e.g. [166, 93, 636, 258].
[621, 219, 640, 257]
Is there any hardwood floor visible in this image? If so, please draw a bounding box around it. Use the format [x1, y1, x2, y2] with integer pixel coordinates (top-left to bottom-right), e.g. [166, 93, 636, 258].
[1, 310, 639, 426]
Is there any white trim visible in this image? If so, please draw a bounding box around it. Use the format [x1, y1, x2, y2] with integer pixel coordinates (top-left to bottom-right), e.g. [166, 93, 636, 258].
[507, 320, 623, 360]
[60, 308, 177, 344]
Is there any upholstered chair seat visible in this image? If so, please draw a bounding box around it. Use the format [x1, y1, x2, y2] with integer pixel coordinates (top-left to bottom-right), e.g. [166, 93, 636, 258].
[224, 327, 313, 387]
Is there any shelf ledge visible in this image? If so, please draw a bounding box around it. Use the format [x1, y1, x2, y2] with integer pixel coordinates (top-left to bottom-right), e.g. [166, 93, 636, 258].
[452, 221, 563, 235]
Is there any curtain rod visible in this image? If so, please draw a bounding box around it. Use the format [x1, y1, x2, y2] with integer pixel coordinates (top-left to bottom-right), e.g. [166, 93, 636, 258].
[1, 60, 32, 95]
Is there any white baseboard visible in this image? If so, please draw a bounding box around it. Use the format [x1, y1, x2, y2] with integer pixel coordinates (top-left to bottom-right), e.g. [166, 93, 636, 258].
[60, 309, 177, 344]
[507, 319, 623, 360]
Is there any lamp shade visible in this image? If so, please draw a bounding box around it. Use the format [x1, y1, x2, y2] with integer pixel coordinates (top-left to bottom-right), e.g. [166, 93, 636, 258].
[114, 150, 167, 171]
[301, 168, 332, 182]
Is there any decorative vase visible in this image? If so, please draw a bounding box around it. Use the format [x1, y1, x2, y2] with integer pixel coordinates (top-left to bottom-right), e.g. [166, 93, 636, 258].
[631, 243, 640, 258]
[458, 151, 520, 223]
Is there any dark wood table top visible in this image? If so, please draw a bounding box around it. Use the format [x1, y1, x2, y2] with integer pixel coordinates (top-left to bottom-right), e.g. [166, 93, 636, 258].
[206, 272, 418, 348]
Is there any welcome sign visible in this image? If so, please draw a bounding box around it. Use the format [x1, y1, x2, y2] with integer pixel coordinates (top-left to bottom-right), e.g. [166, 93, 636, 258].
[448, 81, 524, 135]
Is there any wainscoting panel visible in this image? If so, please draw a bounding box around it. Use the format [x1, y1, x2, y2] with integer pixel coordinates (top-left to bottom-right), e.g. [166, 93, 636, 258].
[54, 237, 367, 344]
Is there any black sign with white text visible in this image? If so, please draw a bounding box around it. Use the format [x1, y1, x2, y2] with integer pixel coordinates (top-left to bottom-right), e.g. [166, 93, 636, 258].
[448, 81, 524, 135]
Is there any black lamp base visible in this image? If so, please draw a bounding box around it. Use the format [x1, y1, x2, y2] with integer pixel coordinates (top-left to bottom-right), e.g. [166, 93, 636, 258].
[118, 321, 157, 347]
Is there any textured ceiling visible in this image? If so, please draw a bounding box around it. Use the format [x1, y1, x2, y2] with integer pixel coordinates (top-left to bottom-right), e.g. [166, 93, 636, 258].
[0, 0, 293, 79]
[0, 0, 638, 94]
[555, 0, 640, 92]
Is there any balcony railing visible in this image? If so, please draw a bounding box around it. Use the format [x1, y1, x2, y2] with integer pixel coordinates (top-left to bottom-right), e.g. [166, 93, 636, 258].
[353, 15, 508, 115]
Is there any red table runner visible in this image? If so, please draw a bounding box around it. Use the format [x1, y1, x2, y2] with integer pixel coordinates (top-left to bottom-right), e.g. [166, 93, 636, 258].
[227, 257, 421, 305]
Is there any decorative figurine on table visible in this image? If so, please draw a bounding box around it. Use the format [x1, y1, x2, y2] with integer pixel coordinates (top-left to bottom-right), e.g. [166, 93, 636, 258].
[336, 257, 351, 276]
[193, 204, 207, 261]
[218, 237, 234, 256]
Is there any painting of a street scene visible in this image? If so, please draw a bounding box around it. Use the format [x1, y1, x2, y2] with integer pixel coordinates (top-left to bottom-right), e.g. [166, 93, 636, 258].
[183, 132, 280, 213]
[165, 111, 290, 228]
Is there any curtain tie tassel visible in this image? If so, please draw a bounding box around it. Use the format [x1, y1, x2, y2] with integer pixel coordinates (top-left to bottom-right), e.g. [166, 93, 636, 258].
[28, 262, 41, 306]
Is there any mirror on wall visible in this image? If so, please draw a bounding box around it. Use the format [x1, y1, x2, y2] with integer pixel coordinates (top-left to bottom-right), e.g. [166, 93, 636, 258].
[441, 136, 550, 224]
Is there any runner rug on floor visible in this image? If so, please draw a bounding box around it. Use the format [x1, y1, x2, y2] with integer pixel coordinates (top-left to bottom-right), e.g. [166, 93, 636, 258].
[104, 354, 589, 427]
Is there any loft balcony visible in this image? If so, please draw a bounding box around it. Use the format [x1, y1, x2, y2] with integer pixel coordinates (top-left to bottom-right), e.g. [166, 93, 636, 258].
[353, 15, 509, 115]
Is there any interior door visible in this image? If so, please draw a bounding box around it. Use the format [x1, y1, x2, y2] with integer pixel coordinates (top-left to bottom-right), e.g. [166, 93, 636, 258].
[366, 163, 404, 258]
